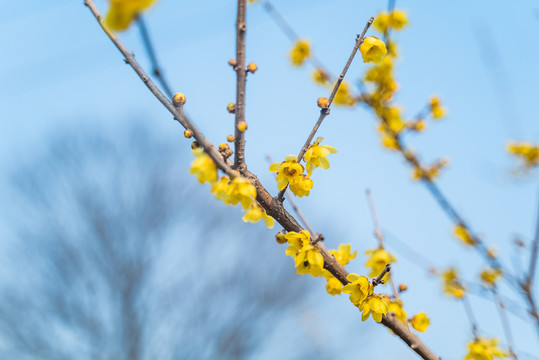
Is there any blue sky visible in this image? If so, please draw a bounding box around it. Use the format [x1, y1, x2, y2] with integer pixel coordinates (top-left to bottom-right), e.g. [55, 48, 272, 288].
[1, 0, 539, 358]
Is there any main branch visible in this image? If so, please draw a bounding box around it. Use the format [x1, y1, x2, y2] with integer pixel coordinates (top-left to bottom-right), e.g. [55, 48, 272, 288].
[233, 0, 248, 170]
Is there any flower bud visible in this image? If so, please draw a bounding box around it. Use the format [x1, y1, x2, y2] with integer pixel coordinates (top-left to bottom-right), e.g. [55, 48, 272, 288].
[227, 135, 235, 142]
[219, 143, 230, 151]
[184, 129, 193, 138]
[275, 231, 287, 244]
[237, 121, 248, 132]
[247, 62, 258, 73]
[191, 141, 200, 150]
[228, 59, 237, 67]
[317, 97, 330, 109]
[172, 93, 186, 107]
[225, 149, 234, 158]
[398, 283, 408, 292]
[227, 103, 236, 114]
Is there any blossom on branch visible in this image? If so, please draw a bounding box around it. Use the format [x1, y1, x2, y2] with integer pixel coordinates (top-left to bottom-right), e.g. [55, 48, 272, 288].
[328, 243, 357, 266]
[289, 40, 311, 66]
[105, 0, 157, 31]
[410, 312, 430, 332]
[269, 155, 313, 197]
[464, 337, 509, 360]
[441, 267, 466, 299]
[303, 137, 338, 176]
[373, 10, 409, 33]
[190, 148, 218, 184]
[360, 294, 389, 322]
[365, 247, 396, 282]
[360, 37, 387, 64]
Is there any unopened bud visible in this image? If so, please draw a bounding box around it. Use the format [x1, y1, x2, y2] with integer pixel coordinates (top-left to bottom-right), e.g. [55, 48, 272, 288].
[317, 97, 330, 109]
[225, 149, 234, 158]
[237, 121, 248, 132]
[219, 143, 230, 151]
[398, 283, 408, 293]
[172, 93, 186, 106]
[247, 62, 258, 73]
[184, 129, 193, 138]
[228, 59, 237, 67]
[275, 231, 287, 244]
[227, 135, 235, 142]
[227, 103, 236, 114]
[191, 141, 200, 150]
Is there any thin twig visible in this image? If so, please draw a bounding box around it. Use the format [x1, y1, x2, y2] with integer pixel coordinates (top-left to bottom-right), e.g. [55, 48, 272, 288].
[373, 264, 391, 287]
[492, 287, 517, 359]
[527, 189, 539, 289]
[233, 0, 248, 170]
[461, 295, 479, 338]
[137, 15, 174, 99]
[277, 17, 374, 200]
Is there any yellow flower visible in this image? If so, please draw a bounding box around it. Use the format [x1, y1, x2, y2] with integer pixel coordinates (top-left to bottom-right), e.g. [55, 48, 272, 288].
[295, 247, 324, 277]
[388, 300, 407, 326]
[441, 267, 467, 299]
[269, 155, 306, 190]
[289, 174, 313, 197]
[507, 141, 539, 167]
[430, 96, 446, 119]
[289, 40, 310, 66]
[373, 10, 409, 33]
[325, 276, 343, 296]
[328, 244, 357, 266]
[454, 224, 476, 246]
[359, 295, 389, 322]
[333, 82, 356, 106]
[465, 337, 509, 360]
[365, 247, 396, 282]
[479, 268, 503, 287]
[381, 106, 406, 134]
[410, 312, 430, 332]
[190, 148, 218, 184]
[380, 131, 399, 150]
[342, 273, 373, 307]
[360, 37, 388, 64]
[105, 0, 157, 31]
[303, 137, 338, 176]
[284, 230, 311, 256]
[242, 202, 274, 229]
[412, 159, 448, 181]
[312, 68, 330, 85]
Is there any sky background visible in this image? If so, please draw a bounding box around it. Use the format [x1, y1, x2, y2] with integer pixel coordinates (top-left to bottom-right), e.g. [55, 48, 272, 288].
[1, 0, 539, 359]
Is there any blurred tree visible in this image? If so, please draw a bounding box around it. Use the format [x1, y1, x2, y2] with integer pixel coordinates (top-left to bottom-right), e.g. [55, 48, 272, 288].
[0, 124, 314, 360]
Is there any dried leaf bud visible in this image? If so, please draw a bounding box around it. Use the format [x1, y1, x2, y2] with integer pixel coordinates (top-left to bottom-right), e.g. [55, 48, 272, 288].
[219, 143, 230, 151]
[317, 97, 330, 109]
[247, 62, 258, 73]
[172, 93, 186, 106]
[227, 103, 236, 114]
[228, 59, 237, 67]
[275, 231, 287, 244]
[227, 135, 235, 142]
[237, 121, 248, 132]
[225, 149, 234, 158]
[398, 283, 408, 293]
[191, 141, 200, 150]
[183, 129, 193, 138]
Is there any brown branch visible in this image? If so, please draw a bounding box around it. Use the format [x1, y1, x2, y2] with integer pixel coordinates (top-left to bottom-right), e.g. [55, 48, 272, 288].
[492, 287, 517, 359]
[233, 0, 248, 171]
[373, 264, 391, 287]
[461, 295, 479, 338]
[136, 15, 174, 99]
[85, 3, 440, 359]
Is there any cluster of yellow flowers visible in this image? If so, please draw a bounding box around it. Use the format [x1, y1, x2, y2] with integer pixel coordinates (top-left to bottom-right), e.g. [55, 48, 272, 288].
[412, 159, 449, 182]
[373, 10, 409, 33]
[441, 267, 467, 299]
[189, 149, 274, 228]
[289, 40, 311, 67]
[269, 138, 337, 197]
[284, 230, 324, 276]
[464, 337, 509, 360]
[105, 0, 157, 31]
[323, 244, 357, 295]
[479, 267, 503, 288]
[507, 141, 539, 168]
[365, 247, 396, 282]
[342, 274, 388, 322]
[388, 300, 430, 332]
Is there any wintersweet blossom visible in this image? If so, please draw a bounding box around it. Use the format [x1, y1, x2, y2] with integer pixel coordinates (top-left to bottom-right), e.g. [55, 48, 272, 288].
[190, 148, 217, 184]
[328, 244, 357, 266]
[288, 174, 313, 197]
[479, 268, 503, 287]
[295, 247, 324, 277]
[312, 68, 329, 85]
[359, 295, 389, 322]
[106, 0, 157, 31]
[333, 82, 356, 106]
[325, 276, 343, 295]
[289, 40, 310, 66]
[410, 312, 430, 332]
[360, 37, 387, 64]
[269, 155, 303, 187]
[284, 230, 311, 256]
[507, 141, 539, 167]
[242, 202, 274, 229]
[388, 300, 407, 326]
[373, 10, 409, 33]
[441, 268, 466, 299]
[454, 224, 476, 246]
[465, 337, 508, 360]
[303, 137, 338, 176]
[365, 247, 396, 281]
[430, 96, 446, 119]
[342, 273, 373, 307]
